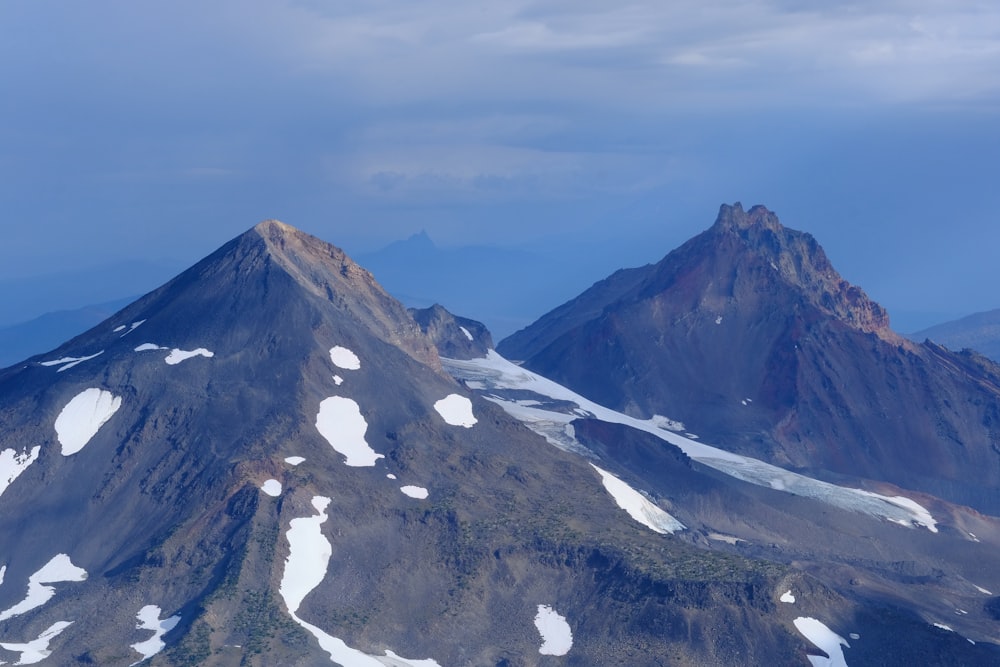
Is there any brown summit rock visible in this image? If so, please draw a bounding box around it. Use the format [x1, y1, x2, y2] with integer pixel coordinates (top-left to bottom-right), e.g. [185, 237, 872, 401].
[499, 203, 1000, 513]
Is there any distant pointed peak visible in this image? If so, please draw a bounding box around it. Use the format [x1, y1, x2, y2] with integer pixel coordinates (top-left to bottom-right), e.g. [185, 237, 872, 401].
[407, 229, 435, 247]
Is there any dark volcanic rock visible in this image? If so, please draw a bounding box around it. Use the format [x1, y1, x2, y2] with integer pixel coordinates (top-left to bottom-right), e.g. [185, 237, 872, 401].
[409, 304, 493, 359]
[0, 219, 869, 666]
[499, 203, 1000, 515]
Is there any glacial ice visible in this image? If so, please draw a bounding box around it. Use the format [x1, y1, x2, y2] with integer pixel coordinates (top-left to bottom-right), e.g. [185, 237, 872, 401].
[442, 351, 939, 533]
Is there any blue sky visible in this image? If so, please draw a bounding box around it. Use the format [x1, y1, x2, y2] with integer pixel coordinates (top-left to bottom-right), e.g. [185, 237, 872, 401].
[2, 1, 999, 332]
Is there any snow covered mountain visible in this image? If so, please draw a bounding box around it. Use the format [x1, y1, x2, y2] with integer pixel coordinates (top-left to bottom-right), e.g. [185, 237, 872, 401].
[1, 218, 998, 665]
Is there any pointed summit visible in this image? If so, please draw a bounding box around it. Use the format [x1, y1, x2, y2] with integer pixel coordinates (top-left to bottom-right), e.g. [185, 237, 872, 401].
[499, 203, 1000, 514]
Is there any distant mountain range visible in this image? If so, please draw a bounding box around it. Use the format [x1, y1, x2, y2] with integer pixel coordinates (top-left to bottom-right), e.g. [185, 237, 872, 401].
[0, 298, 134, 369]
[908, 309, 1000, 363]
[2, 210, 1000, 664]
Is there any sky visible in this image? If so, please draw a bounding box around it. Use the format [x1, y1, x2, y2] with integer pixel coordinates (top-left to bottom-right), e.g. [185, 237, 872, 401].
[2, 0, 999, 333]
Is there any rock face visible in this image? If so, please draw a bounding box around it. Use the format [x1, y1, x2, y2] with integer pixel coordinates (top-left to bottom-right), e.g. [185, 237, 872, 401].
[2, 217, 999, 665]
[499, 203, 1000, 514]
[0, 220, 840, 666]
[409, 304, 494, 360]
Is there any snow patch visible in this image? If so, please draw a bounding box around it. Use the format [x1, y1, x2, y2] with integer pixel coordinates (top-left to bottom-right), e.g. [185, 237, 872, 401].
[280, 496, 333, 615]
[135, 344, 214, 365]
[933, 623, 953, 632]
[1, 446, 41, 499]
[0, 621, 73, 665]
[329, 346, 361, 370]
[316, 397, 383, 466]
[55, 388, 122, 456]
[849, 633, 860, 640]
[386, 473, 397, 480]
[793, 617, 849, 667]
[715, 316, 723, 324]
[284, 456, 306, 466]
[590, 464, 685, 534]
[459, 326, 473, 341]
[534, 605, 572, 656]
[165, 348, 214, 365]
[433, 394, 477, 428]
[129, 605, 180, 665]
[261, 479, 282, 497]
[780, 590, 795, 604]
[975, 584, 992, 595]
[280, 496, 441, 666]
[113, 325, 126, 332]
[333, 375, 344, 386]
[0, 554, 87, 621]
[400, 486, 428, 500]
[40, 350, 103, 372]
[119, 320, 146, 337]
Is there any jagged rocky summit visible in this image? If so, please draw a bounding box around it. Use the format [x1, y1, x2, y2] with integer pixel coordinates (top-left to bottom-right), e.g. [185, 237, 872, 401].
[0, 215, 998, 666]
[499, 203, 1000, 515]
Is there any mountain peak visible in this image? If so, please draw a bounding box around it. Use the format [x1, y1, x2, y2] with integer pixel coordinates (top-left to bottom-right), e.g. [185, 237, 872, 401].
[713, 202, 783, 233]
[703, 203, 895, 338]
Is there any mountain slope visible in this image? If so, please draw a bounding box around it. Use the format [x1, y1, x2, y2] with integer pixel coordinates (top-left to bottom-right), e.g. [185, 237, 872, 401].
[499, 203, 1000, 515]
[0, 220, 873, 666]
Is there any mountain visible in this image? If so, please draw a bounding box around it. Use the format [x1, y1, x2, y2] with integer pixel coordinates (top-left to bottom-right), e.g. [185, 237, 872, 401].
[499, 203, 1000, 516]
[909, 308, 1000, 363]
[0, 219, 910, 666]
[0, 298, 135, 370]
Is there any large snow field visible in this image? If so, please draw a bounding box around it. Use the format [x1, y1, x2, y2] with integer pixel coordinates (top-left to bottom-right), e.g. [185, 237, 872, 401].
[0, 446, 40, 499]
[443, 351, 938, 533]
[0, 621, 73, 665]
[0, 554, 87, 621]
[330, 346, 361, 371]
[590, 464, 685, 534]
[128, 605, 180, 666]
[793, 617, 850, 667]
[54, 388, 122, 456]
[280, 496, 442, 666]
[315, 397, 384, 467]
[433, 394, 477, 428]
[534, 605, 572, 656]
